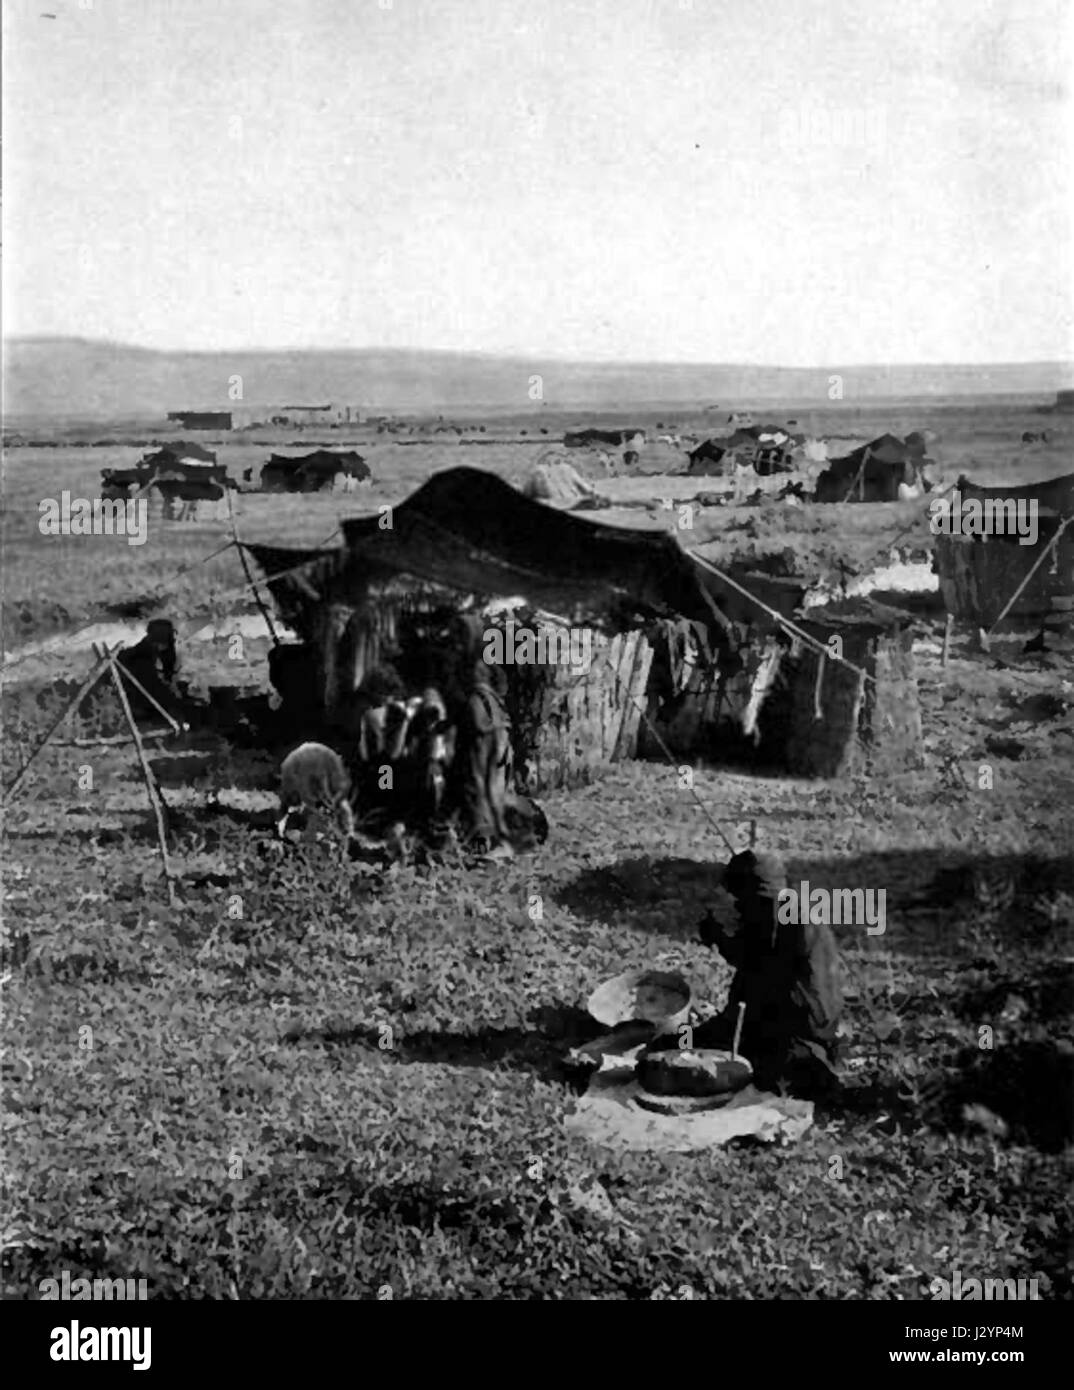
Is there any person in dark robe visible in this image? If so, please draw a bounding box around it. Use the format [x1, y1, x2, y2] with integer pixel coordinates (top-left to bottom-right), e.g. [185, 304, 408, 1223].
[116, 619, 182, 720]
[452, 616, 515, 856]
[648, 850, 843, 1098]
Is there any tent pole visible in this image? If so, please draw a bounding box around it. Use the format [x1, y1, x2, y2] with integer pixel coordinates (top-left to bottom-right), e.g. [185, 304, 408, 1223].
[105, 649, 178, 905]
[227, 489, 280, 646]
[686, 549, 878, 687]
[113, 660, 184, 734]
[629, 695, 736, 854]
[842, 447, 870, 504]
[986, 515, 1072, 637]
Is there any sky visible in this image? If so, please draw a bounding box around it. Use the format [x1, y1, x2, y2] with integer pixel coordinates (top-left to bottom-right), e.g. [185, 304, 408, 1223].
[3, 0, 1072, 365]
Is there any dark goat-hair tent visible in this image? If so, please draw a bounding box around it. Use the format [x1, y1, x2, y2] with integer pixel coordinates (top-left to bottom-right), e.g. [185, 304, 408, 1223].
[814, 434, 931, 503]
[953, 470, 1073, 520]
[245, 467, 736, 772]
[934, 470, 1074, 631]
[563, 428, 644, 448]
[244, 469, 927, 787]
[103, 446, 234, 494]
[687, 426, 797, 477]
[260, 450, 370, 492]
[248, 466, 731, 640]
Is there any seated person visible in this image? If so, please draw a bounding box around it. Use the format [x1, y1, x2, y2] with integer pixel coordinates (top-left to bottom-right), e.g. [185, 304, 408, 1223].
[116, 619, 183, 720]
[650, 850, 843, 1098]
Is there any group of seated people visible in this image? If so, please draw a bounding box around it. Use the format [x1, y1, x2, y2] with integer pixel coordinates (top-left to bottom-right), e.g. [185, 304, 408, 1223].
[344, 617, 544, 857]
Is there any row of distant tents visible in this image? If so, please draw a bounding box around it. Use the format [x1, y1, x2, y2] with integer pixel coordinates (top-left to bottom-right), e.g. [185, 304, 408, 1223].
[100, 444, 373, 516]
[684, 425, 937, 499]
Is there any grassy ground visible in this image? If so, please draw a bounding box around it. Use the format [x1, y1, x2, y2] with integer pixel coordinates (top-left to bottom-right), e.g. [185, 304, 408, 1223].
[2, 406, 1072, 1300]
[2, 642, 1072, 1299]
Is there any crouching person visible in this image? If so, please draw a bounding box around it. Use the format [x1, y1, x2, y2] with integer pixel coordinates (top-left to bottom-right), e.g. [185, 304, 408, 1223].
[278, 741, 356, 844]
[679, 850, 844, 1098]
[117, 618, 183, 721]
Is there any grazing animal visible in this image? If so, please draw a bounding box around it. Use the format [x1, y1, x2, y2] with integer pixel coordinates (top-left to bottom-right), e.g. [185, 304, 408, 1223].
[278, 741, 355, 840]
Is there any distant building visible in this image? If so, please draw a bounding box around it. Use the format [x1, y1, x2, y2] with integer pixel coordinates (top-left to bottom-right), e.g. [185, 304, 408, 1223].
[227, 403, 363, 429]
[166, 410, 233, 430]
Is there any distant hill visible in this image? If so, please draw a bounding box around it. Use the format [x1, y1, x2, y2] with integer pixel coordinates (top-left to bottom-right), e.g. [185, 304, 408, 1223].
[4, 337, 1072, 421]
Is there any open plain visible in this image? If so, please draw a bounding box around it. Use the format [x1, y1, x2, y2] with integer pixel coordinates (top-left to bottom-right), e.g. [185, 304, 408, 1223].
[2, 399, 1072, 1299]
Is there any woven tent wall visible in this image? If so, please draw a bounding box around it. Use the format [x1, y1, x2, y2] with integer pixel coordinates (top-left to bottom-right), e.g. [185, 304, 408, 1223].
[773, 615, 923, 777]
[327, 602, 656, 793]
[639, 606, 923, 778]
[244, 543, 660, 790]
[504, 624, 653, 792]
[933, 521, 1074, 630]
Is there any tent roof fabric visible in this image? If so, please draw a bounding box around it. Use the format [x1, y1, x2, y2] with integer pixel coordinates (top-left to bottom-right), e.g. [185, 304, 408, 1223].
[105, 460, 233, 487]
[146, 442, 218, 463]
[835, 434, 920, 469]
[823, 434, 929, 479]
[955, 471, 1074, 520]
[248, 466, 733, 640]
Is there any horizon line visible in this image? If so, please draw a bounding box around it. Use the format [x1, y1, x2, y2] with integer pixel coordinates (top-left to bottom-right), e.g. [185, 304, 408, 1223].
[4, 334, 1071, 372]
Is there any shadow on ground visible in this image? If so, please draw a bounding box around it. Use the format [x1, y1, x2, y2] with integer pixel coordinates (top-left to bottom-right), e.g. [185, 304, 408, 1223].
[553, 849, 1074, 952]
[285, 1002, 602, 1087]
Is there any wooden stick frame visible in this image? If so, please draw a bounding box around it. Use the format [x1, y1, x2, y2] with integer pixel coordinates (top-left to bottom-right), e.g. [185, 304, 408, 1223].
[3, 642, 179, 904]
